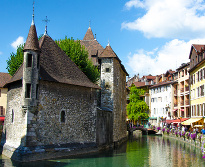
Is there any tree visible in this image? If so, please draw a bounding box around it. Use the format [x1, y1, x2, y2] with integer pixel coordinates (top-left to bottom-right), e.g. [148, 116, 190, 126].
[6, 44, 24, 76]
[127, 85, 149, 122]
[6, 36, 100, 83]
[56, 37, 100, 83]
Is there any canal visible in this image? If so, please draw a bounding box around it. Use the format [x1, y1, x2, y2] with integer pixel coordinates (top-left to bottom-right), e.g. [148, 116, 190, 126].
[0, 135, 205, 167]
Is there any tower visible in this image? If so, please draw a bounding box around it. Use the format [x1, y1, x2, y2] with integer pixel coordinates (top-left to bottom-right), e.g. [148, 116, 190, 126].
[22, 4, 40, 113]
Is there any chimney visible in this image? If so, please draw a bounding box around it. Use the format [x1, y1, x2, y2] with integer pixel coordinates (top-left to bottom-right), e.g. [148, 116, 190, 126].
[156, 75, 159, 84]
[162, 74, 165, 82]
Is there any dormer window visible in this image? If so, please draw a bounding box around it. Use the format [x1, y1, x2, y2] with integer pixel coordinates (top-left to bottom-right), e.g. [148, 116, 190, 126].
[27, 54, 32, 67]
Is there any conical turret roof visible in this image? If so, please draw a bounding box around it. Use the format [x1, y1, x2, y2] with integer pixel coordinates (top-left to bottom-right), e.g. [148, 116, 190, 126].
[99, 44, 117, 58]
[24, 24, 40, 51]
[83, 27, 95, 40]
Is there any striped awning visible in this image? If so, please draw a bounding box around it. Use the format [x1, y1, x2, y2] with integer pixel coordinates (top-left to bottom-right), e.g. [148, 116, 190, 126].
[181, 117, 203, 125]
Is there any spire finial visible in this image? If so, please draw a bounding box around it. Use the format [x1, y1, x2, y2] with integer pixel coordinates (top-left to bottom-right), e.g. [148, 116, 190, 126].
[31, 1, 35, 25]
[89, 20, 91, 28]
[42, 16, 50, 35]
[107, 39, 110, 46]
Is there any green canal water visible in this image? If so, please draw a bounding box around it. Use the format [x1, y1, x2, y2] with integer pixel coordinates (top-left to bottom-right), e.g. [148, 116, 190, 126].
[1, 135, 205, 167]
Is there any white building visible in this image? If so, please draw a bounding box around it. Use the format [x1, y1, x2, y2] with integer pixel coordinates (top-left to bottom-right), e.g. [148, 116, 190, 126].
[150, 81, 173, 126]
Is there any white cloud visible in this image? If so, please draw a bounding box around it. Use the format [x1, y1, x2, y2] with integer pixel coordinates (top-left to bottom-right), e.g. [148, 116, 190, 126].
[11, 36, 25, 50]
[122, 0, 205, 39]
[0, 52, 2, 55]
[127, 38, 205, 76]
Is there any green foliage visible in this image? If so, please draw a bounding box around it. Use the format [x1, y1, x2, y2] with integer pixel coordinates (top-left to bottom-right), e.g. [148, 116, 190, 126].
[56, 37, 100, 83]
[127, 85, 149, 121]
[6, 44, 24, 76]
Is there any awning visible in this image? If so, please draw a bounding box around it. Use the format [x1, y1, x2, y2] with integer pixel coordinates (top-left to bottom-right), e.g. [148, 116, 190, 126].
[181, 117, 203, 125]
[165, 120, 173, 124]
[181, 109, 184, 112]
[164, 118, 189, 124]
[172, 118, 189, 124]
[0, 117, 5, 122]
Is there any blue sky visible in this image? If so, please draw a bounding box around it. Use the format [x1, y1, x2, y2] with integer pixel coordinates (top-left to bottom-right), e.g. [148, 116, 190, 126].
[1, 0, 205, 77]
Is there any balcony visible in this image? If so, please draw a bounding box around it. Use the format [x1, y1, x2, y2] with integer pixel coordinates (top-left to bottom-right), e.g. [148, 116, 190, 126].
[185, 86, 189, 92]
[180, 88, 184, 93]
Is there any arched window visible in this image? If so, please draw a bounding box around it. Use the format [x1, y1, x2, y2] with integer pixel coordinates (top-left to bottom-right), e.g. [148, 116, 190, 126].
[60, 110, 65, 123]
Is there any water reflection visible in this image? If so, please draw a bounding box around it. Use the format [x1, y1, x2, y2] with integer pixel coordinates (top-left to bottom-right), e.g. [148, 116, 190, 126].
[1, 136, 205, 167]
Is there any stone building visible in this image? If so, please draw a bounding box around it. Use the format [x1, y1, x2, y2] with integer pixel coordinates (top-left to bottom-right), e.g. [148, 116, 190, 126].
[80, 26, 129, 145]
[1, 13, 128, 161]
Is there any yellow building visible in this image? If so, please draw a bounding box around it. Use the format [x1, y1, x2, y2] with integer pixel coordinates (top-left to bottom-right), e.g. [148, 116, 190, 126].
[187, 44, 205, 126]
[0, 73, 11, 122]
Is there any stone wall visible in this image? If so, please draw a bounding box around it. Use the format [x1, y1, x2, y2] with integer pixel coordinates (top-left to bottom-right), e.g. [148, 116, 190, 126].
[100, 58, 114, 109]
[26, 80, 98, 146]
[2, 81, 27, 151]
[113, 58, 127, 143]
[96, 108, 113, 147]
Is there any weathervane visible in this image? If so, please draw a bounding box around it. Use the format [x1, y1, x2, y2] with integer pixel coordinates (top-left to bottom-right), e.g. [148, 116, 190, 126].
[42, 16, 50, 35]
[31, 0, 35, 25]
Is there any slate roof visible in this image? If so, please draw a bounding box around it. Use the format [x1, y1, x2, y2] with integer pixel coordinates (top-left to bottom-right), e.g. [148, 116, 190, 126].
[0, 73, 11, 88]
[38, 35, 100, 89]
[99, 45, 129, 76]
[83, 27, 95, 40]
[5, 25, 100, 89]
[80, 27, 104, 65]
[24, 24, 40, 51]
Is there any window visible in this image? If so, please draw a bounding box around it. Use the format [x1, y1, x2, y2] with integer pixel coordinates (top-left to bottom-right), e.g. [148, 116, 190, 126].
[105, 68, 110, 72]
[0, 106, 3, 115]
[25, 83, 31, 98]
[60, 110, 65, 123]
[0, 89, 1, 97]
[27, 54, 32, 67]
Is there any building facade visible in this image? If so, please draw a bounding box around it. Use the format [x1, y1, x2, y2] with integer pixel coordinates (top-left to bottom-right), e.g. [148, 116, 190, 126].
[189, 45, 205, 118]
[150, 81, 173, 126]
[172, 63, 190, 119]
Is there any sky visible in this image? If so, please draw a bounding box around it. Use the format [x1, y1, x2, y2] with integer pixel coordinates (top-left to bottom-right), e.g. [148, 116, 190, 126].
[1, 0, 205, 78]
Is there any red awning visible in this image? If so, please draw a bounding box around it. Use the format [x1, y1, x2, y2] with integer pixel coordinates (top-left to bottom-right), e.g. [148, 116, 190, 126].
[181, 109, 184, 112]
[165, 120, 173, 124]
[0, 117, 5, 121]
[165, 118, 189, 124]
[172, 118, 189, 124]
